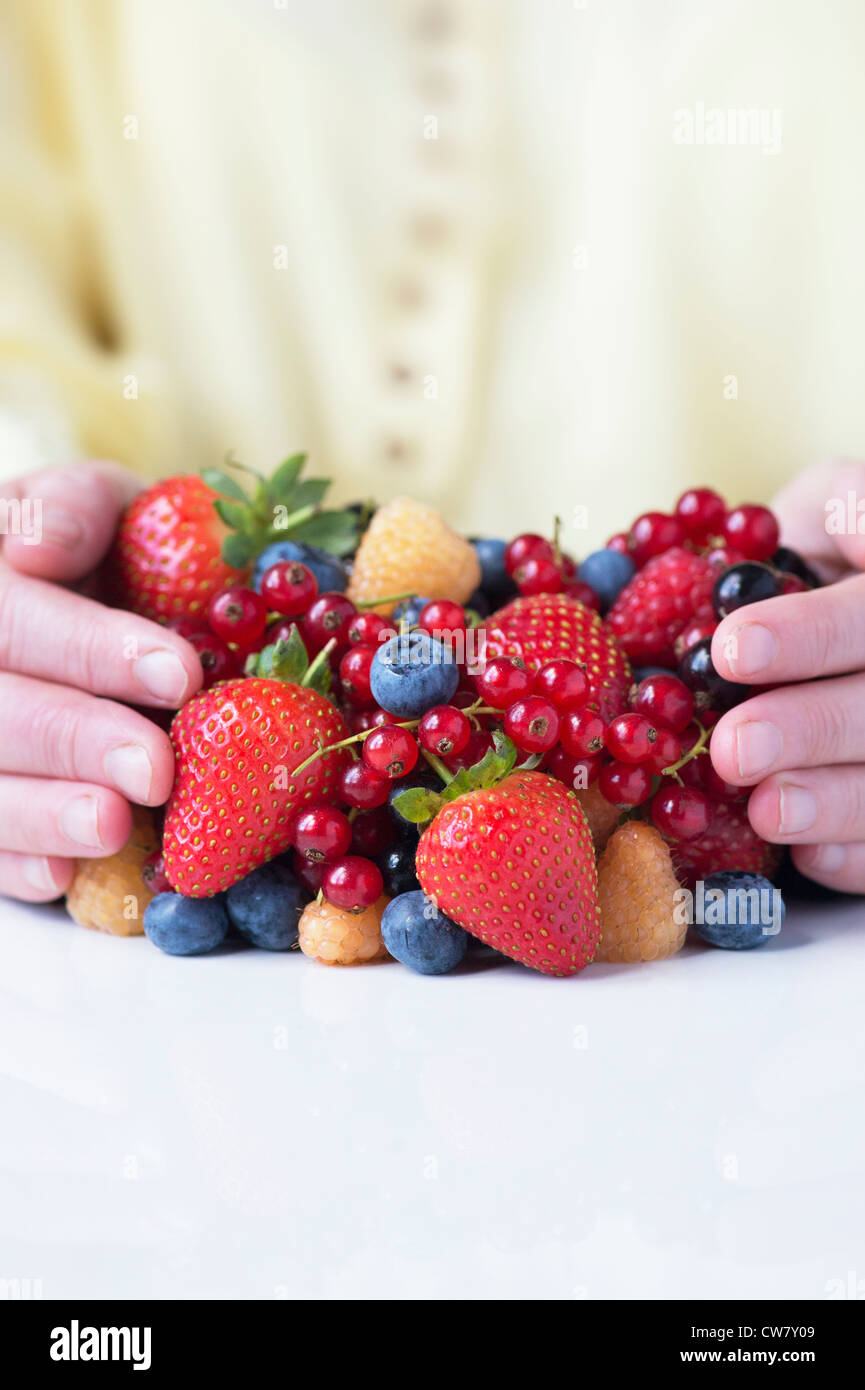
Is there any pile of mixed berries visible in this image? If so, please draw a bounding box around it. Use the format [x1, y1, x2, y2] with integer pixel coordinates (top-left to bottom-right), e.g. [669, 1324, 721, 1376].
[67, 461, 807, 975]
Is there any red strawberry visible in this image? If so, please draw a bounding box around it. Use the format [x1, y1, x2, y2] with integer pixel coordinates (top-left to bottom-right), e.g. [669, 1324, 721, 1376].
[670, 800, 782, 890]
[415, 770, 601, 976]
[482, 593, 631, 720]
[163, 677, 350, 896]
[607, 546, 716, 666]
[108, 455, 360, 624]
[109, 476, 243, 623]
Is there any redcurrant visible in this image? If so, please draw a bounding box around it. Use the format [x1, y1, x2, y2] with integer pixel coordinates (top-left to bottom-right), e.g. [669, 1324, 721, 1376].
[628, 513, 685, 567]
[293, 804, 353, 863]
[504, 533, 554, 575]
[302, 592, 356, 651]
[337, 759, 391, 808]
[533, 658, 590, 712]
[362, 725, 419, 779]
[504, 696, 560, 753]
[630, 673, 694, 734]
[562, 579, 601, 611]
[342, 610, 390, 646]
[651, 785, 711, 841]
[643, 726, 682, 774]
[141, 851, 171, 894]
[606, 712, 658, 763]
[350, 807, 394, 857]
[598, 761, 654, 807]
[186, 631, 239, 687]
[259, 561, 318, 617]
[475, 656, 531, 709]
[546, 745, 602, 789]
[339, 644, 376, 704]
[515, 555, 563, 596]
[418, 705, 471, 758]
[207, 586, 268, 645]
[443, 728, 494, 770]
[722, 505, 779, 562]
[292, 851, 325, 896]
[322, 855, 384, 912]
[416, 599, 467, 637]
[559, 708, 606, 757]
[674, 487, 726, 543]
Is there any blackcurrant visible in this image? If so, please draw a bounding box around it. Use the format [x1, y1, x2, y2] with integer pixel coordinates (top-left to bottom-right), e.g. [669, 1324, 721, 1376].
[770, 546, 821, 589]
[677, 637, 748, 711]
[711, 562, 782, 619]
[378, 840, 421, 898]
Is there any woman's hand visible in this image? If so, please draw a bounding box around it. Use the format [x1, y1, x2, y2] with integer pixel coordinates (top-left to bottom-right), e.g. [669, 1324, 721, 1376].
[0, 463, 201, 902]
[710, 459, 865, 893]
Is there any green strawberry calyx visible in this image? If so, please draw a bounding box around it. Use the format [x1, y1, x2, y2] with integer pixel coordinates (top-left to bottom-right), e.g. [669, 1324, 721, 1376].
[393, 731, 541, 825]
[201, 451, 360, 569]
[244, 627, 334, 701]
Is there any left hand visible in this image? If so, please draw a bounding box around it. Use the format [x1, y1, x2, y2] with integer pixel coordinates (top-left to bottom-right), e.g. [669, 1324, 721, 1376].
[710, 459, 865, 894]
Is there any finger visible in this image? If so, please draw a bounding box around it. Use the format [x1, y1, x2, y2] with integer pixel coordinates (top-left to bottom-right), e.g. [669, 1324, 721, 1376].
[710, 672, 865, 786]
[711, 573, 865, 686]
[746, 765, 865, 845]
[0, 776, 132, 857]
[823, 460, 865, 574]
[792, 842, 865, 895]
[770, 457, 858, 582]
[0, 672, 175, 805]
[0, 462, 141, 582]
[0, 851, 75, 903]
[0, 570, 202, 707]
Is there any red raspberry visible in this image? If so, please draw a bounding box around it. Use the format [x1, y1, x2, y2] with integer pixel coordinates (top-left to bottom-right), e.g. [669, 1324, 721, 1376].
[606, 547, 716, 666]
[671, 801, 782, 889]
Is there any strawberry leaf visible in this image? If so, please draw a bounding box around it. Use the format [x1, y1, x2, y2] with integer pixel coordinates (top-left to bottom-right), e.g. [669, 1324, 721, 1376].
[201, 468, 249, 503]
[285, 509, 358, 556]
[268, 454, 307, 502]
[221, 532, 253, 568]
[391, 787, 444, 824]
[270, 629, 309, 684]
[435, 732, 519, 805]
[287, 477, 330, 511]
[213, 498, 249, 530]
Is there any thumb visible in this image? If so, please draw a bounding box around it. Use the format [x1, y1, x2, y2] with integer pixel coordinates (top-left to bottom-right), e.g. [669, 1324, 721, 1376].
[825, 460, 865, 573]
[0, 462, 142, 582]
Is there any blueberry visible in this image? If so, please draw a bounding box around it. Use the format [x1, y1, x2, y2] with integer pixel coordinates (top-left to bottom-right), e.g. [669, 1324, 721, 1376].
[370, 631, 459, 717]
[391, 595, 432, 627]
[633, 665, 677, 682]
[378, 839, 421, 897]
[225, 859, 306, 950]
[470, 538, 518, 607]
[388, 765, 442, 833]
[771, 546, 821, 588]
[678, 637, 747, 711]
[577, 549, 636, 613]
[143, 892, 230, 955]
[252, 541, 348, 595]
[712, 562, 782, 619]
[381, 891, 468, 974]
[465, 587, 491, 619]
[693, 872, 785, 948]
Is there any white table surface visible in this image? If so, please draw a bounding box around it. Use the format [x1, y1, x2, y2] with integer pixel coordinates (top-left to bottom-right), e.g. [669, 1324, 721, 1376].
[1, 892, 863, 1302]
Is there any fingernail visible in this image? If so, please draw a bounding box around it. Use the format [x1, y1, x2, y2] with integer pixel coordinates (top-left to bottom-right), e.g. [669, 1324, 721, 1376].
[103, 744, 153, 802]
[779, 784, 818, 835]
[59, 794, 103, 848]
[21, 856, 63, 894]
[735, 720, 782, 779]
[725, 623, 778, 677]
[41, 504, 82, 549]
[134, 650, 189, 703]
[809, 843, 846, 873]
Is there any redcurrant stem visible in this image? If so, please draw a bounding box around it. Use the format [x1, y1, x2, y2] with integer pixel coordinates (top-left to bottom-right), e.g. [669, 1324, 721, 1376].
[291, 714, 422, 777]
[552, 514, 563, 566]
[300, 638, 336, 689]
[346, 807, 359, 824]
[661, 720, 711, 778]
[356, 591, 414, 610]
[420, 749, 455, 786]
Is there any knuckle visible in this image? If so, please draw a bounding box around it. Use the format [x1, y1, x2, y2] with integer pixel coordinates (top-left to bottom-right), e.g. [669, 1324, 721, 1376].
[802, 692, 851, 763]
[27, 700, 85, 780]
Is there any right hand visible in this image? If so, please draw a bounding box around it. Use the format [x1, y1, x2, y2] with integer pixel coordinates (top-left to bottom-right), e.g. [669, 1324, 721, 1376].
[0, 462, 202, 902]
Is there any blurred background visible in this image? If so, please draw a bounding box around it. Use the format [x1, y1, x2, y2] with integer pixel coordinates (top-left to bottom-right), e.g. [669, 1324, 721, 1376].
[1, 0, 865, 547]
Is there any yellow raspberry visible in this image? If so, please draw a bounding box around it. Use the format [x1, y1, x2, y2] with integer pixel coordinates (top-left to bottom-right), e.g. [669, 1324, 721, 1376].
[574, 783, 622, 854]
[298, 894, 390, 965]
[347, 497, 481, 615]
[596, 821, 686, 963]
[66, 806, 160, 937]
